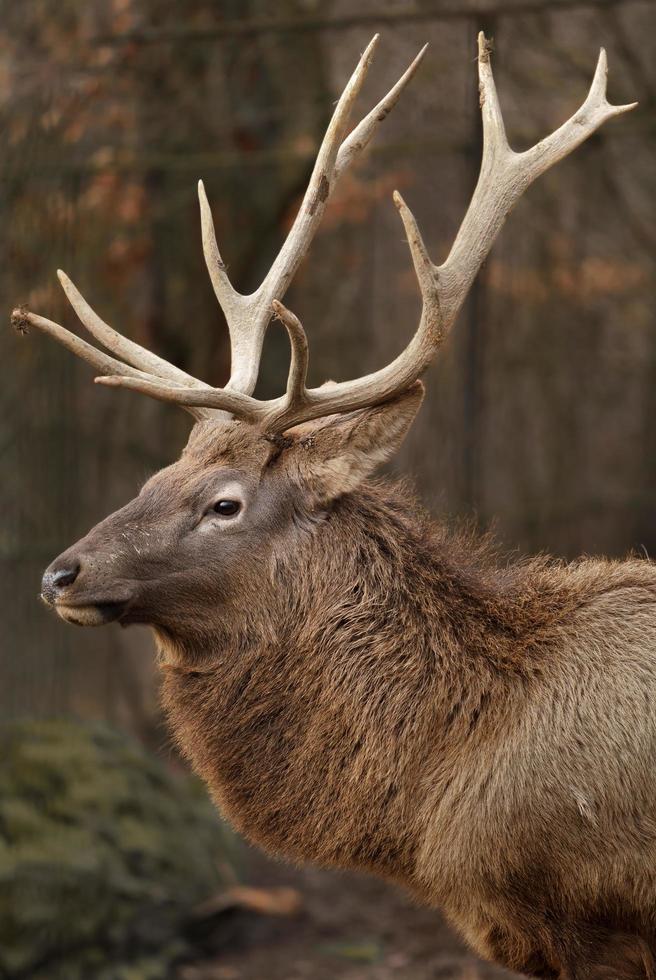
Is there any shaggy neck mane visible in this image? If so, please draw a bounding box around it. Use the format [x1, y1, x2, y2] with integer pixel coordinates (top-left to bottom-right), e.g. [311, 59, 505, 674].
[157, 479, 591, 887]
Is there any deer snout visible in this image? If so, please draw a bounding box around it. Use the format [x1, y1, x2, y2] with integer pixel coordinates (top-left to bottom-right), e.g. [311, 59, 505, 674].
[41, 558, 81, 604]
[41, 545, 133, 627]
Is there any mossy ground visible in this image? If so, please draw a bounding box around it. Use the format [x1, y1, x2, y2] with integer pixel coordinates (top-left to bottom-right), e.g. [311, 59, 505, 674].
[0, 720, 240, 979]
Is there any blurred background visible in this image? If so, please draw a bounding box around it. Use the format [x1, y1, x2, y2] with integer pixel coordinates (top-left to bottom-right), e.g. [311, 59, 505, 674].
[0, 0, 654, 977]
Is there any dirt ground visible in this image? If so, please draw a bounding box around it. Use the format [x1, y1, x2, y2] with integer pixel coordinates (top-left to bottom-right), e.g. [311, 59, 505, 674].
[181, 852, 520, 980]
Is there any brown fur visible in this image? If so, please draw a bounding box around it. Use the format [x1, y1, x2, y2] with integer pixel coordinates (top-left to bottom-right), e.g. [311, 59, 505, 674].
[43, 389, 656, 978]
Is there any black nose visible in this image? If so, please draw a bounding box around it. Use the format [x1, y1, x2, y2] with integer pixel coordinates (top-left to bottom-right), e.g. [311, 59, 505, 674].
[41, 561, 81, 603]
[52, 566, 79, 588]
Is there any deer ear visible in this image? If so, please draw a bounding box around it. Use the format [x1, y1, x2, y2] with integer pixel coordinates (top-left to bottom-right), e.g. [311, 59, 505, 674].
[287, 382, 424, 504]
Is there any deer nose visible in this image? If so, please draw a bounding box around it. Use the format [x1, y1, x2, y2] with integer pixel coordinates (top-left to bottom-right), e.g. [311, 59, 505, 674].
[41, 560, 81, 604]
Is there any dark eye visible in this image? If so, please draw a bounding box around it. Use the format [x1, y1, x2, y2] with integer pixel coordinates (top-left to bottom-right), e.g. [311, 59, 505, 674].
[211, 499, 241, 518]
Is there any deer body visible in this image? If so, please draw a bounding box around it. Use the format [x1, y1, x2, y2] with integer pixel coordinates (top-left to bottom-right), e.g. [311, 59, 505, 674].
[155, 456, 656, 978]
[17, 31, 646, 978]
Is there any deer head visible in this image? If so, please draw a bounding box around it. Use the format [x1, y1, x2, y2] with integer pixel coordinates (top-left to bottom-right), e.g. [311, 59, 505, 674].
[14, 34, 634, 636]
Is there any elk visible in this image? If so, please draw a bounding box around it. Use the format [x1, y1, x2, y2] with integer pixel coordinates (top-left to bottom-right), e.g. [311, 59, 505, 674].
[13, 33, 649, 979]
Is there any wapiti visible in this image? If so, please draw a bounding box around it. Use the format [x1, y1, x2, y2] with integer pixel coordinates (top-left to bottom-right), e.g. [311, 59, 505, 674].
[15, 33, 650, 979]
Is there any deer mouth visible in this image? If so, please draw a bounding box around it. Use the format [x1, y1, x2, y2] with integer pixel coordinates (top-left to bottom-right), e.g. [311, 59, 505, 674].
[53, 600, 128, 627]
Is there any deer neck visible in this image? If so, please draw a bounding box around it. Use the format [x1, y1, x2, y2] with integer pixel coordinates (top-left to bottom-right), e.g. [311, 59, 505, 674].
[155, 483, 548, 886]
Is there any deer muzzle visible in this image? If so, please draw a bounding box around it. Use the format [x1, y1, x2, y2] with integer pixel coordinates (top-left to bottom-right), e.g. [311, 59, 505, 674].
[41, 551, 130, 627]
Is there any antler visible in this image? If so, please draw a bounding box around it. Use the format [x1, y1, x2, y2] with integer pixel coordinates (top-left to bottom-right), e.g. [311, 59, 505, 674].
[14, 34, 636, 433]
[12, 35, 425, 422]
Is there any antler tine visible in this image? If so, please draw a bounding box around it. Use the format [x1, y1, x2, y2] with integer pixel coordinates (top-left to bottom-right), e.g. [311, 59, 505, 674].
[257, 37, 428, 322]
[12, 307, 154, 381]
[131, 33, 635, 433]
[11, 306, 208, 421]
[96, 372, 261, 422]
[334, 43, 428, 182]
[198, 179, 239, 327]
[520, 47, 638, 181]
[272, 300, 309, 408]
[14, 270, 216, 419]
[198, 36, 427, 397]
[57, 270, 208, 388]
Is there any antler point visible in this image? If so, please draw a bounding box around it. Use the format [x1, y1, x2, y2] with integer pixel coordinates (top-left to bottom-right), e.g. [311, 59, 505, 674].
[591, 48, 608, 91]
[614, 100, 639, 115]
[478, 32, 493, 66]
[362, 34, 379, 62]
[11, 306, 30, 335]
[408, 43, 429, 73]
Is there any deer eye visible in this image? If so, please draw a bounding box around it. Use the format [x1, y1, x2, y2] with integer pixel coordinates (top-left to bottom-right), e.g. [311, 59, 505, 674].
[211, 499, 241, 518]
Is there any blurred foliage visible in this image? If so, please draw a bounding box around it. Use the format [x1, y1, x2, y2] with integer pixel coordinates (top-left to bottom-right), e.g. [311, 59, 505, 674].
[0, 720, 241, 979]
